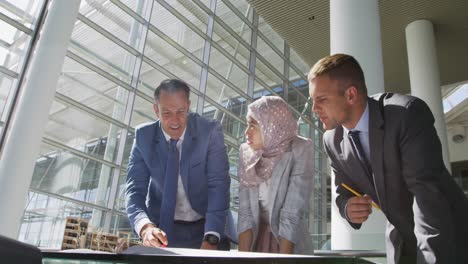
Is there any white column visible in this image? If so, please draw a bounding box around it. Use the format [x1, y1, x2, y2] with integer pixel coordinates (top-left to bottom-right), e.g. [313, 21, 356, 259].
[329, 0, 386, 251]
[405, 20, 451, 170]
[330, 0, 385, 96]
[0, 0, 80, 239]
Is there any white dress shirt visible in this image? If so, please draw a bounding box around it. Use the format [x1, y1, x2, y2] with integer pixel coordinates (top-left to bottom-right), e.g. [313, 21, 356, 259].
[342, 103, 371, 221]
[342, 103, 370, 161]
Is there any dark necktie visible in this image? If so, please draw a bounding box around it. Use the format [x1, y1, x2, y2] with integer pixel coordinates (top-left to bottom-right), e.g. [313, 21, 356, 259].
[348, 130, 373, 179]
[159, 139, 179, 240]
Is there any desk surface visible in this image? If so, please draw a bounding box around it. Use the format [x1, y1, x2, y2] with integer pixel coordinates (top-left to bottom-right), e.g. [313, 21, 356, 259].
[42, 246, 378, 264]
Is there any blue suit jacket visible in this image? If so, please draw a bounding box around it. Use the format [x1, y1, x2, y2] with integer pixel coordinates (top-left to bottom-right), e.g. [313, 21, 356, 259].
[125, 113, 230, 237]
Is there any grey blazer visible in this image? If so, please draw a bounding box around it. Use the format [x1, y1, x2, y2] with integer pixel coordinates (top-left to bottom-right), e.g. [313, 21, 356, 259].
[238, 136, 314, 254]
[324, 93, 468, 264]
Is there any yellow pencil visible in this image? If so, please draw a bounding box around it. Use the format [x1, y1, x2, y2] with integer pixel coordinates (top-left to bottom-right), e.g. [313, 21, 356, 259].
[341, 183, 381, 210]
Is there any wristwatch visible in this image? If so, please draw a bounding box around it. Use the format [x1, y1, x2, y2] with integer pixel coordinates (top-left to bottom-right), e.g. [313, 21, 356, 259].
[203, 234, 219, 246]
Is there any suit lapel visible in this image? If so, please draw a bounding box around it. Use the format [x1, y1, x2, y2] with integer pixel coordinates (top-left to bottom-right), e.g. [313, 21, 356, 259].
[340, 133, 372, 187]
[180, 114, 196, 195]
[154, 122, 168, 178]
[368, 98, 386, 209]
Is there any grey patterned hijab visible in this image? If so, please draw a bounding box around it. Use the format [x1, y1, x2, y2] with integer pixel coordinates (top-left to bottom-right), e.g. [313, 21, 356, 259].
[239, 96, 298, 187]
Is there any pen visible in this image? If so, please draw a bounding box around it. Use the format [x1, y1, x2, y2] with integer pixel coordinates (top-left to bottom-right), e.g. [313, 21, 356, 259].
[341, 183, 381, 210]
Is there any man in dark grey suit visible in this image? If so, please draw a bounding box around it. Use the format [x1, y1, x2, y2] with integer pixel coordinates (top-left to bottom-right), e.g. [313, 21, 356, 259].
[308, 53, 468, 264]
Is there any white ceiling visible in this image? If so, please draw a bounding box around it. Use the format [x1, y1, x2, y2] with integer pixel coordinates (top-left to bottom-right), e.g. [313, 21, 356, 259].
[247, 0, 468, 95]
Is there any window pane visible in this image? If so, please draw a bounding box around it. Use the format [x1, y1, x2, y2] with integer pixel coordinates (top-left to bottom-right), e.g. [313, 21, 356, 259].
[58, 57, 129, 122]
[0, 73, 16, 123]
[205, 72, 247, 110]
[212, 22, 250, 67]
[19, 192, 107, 248]
[32, 143, 114, 206]
[79, 0, 146, 50]
[130, 95, 155, 128]
[258, 17, 284, 53]
[45, 100, 124, 163]
[69, 22, 136, 85]
[0, 0, 44, 28]
[290, 48, 310, 75]
[0, 19, 31, 72]
[165, 0, 209, 32]
[255, 57, 283, 92]
[150, 1, 205, 60]
[226, 0, 253, 23]
[215, 0, 251, 44]
[209, 45, 248, 93]
[144, 31, 203, 86]
[257, 36, 284, 74]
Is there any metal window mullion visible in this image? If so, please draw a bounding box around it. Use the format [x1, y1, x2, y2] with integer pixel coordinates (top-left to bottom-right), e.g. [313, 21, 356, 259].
[155, 0, 209, 40]
[0, 0, 35, 24]
[210, 41, 249, 74]
[0, 39, 11, 49]
[254, 76, 280, 97]
[207, 68, 249, 99]
[290, 62, 308, 80]
[213, 16, 251, 50]
[287, 105, 315, 128]
[66, 50, 133, 91]
[109, 0, 146, 24]
[0, 65, 19, 78]
[68, 40, 134, 81]
[220, 0, 254, 29]
[0, 12, 33, 35]
[247, 10, 258, 98]
[148, 24, 204, 66]
[256, 53, 286, 81]
[283, 42, 290, 100]
[192, 0, 212, 14]
[141, 55, 201, 97]
[204, 95, 245, 125]
[288, 81, 309, 101]
[104, 0, 155, 229]
[257, 31, 286, 61]
[42, 137, 119, 169]
[29, 187, 123, 214]
[76, 13, 140, 57]
[54, 92, 127, 128]
[196, 0, 216, 114]
[62, 73, 124, 107]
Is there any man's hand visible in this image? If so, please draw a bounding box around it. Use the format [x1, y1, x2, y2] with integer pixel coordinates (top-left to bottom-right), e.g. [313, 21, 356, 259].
[346, 195, 373, 224]
[140, 224, 168, 248]
[200, 240, 217, 250]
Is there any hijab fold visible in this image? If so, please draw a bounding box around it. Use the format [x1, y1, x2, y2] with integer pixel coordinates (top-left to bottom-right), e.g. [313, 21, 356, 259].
[239, 96, 298, 187]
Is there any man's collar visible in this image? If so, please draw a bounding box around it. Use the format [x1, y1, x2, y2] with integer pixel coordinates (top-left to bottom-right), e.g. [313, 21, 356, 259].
[161, 126, 186, 142]
[342, 102, 369, 136]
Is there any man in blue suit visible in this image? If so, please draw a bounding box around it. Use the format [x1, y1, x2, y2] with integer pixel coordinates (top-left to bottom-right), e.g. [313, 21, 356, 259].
[126, 79, 231, 249]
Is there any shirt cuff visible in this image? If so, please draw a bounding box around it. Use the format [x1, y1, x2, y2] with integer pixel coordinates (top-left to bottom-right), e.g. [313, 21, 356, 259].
[344, 201, 352, 222]
[135, 218, 153, 238]
[204, 231, 220, 240]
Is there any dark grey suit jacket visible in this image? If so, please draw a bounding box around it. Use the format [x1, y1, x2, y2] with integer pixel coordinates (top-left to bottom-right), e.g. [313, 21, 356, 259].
[323, 93, 468, 264]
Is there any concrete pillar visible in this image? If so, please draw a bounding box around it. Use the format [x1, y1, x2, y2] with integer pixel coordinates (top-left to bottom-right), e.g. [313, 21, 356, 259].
[406, 20, 451, 170]
[330, 0, 385, 96]
[0, 0, 81, 239]
[329, 0, 386, 251]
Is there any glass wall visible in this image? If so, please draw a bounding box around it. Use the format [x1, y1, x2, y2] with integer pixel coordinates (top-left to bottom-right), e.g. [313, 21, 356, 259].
[0, 0, 46, 143]
[13, 0, 329, 250]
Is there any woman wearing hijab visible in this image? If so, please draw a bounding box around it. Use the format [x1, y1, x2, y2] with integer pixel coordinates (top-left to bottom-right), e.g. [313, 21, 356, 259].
[237, 96, 314, 254]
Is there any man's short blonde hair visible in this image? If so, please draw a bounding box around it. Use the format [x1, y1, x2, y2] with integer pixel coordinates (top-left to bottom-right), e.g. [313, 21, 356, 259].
[308, 53, 367, 95]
